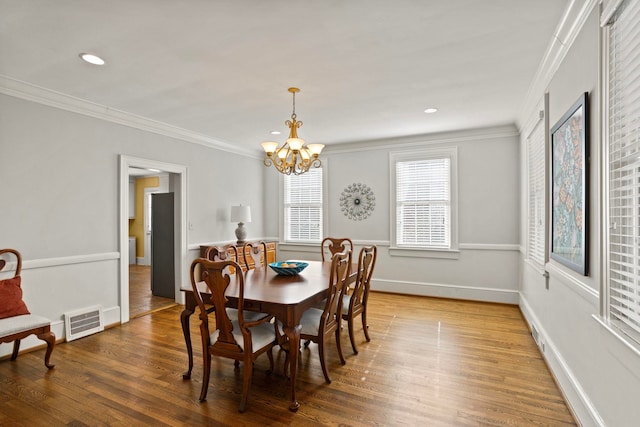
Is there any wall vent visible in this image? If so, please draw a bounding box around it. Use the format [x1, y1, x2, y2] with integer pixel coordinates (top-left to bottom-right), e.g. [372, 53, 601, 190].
[64, 305, 104, 341]
[531, 323, 540, 344]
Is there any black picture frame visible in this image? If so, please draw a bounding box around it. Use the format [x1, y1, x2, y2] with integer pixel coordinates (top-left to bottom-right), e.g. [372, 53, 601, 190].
[550, 92, 589, 275]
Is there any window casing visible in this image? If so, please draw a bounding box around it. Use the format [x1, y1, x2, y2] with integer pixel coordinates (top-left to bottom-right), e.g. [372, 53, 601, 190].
[604, 0, 640, 343]
[283, 167, 323, 243]
[390, 148, 458, 252]
[527, 112, 547, 269]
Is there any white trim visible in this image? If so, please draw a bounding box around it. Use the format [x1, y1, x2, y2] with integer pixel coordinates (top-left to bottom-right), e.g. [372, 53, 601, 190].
[325, 125, 518, 155]
[1, 252, 119, 272]
[601, 0, 625, 26]
[458, 243, 520, 251]
[545, 262, 599, 301]
[372, 278, 518, 305]
[519, 296, 606, 427]
[518, 0, 599, 129]
[592, 315, 640, 358]
[0, 75, 259, 159]
[388, 247, 460, 259]
[524, 258, 548, 276]
[390, 146, 459, 251]
[119, 155, 188, 324]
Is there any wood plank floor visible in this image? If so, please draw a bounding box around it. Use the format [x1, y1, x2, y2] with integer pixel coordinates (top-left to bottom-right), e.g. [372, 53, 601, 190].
[0, 293, 576, 426]
[129, 264, 177, 318]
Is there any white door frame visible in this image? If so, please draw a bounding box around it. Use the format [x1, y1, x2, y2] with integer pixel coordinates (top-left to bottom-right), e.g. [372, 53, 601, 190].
[119, 155, 188, 324]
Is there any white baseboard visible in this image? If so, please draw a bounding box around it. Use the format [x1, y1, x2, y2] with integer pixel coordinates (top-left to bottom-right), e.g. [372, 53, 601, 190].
[519, 295, 605, 427]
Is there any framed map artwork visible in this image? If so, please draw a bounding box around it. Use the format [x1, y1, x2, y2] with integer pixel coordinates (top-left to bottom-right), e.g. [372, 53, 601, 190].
[550, 92, 589, 275]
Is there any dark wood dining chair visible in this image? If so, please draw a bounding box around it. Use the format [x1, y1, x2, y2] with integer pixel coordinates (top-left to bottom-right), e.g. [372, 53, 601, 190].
[320, 237, 354, 261]
[287, 250, 351, 383]
[189, 258, 277, 412]
[242, 241, 268, 270]
[342, 245, 377, 354]
[0, 248, 55, 369]
[203, 244, 265, 324]
[203, 244, 238, 262]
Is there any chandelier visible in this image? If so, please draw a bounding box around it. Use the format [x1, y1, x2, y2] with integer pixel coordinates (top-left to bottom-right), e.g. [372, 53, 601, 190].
[261, 87, 324, 175]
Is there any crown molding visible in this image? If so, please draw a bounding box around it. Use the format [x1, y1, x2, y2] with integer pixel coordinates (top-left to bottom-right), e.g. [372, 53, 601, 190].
[323, 124, 519, 155]
[517, 0, 600, 130]
[0, 75, 261, 160]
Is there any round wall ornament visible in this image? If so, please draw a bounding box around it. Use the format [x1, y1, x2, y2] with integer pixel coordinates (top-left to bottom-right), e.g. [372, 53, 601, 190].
[339, 183, 376, 221]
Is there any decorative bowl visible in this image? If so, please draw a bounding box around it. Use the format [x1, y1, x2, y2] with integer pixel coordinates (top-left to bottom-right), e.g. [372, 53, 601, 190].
[269, 261, 308, 276]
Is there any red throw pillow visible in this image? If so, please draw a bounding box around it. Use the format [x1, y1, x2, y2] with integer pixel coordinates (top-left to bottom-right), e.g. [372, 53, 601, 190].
[0, 276, 31, 319]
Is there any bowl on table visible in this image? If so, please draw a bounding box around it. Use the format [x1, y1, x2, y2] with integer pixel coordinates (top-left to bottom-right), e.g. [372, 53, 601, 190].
[268, 261, 308, 276]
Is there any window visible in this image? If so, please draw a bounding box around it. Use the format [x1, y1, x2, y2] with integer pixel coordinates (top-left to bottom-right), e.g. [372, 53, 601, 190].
[604, 0, 640, 342]
[527, 111, 547, 269]
[391, 148, 458, 251]
[283, 167, 323, 242]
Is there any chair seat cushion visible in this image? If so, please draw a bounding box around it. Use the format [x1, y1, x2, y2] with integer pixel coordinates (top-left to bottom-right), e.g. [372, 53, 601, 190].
[0, 314, 51, 336]
[225, 307, 270, 323]
[0, 276, 30, 319]
[210, 319, 275, 351]
[300, 307, 323, 336]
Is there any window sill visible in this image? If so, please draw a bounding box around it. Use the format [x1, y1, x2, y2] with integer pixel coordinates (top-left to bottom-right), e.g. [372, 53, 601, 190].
[592, 315, 640, 358]
[389, 246, 460, 259]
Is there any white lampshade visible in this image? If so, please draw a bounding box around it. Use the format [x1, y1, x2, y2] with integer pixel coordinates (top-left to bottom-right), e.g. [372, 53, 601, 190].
[307, 143, 325, 156]
[261, 141, 279, 154]
[287, 138, 304, 151]
[230, 205, 251, 223]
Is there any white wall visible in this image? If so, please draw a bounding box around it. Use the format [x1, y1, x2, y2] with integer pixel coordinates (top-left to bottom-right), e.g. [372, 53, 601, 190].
[274, 125, 521, 304]
[0, 92, 267, 356]
[518, 5, 640, 426]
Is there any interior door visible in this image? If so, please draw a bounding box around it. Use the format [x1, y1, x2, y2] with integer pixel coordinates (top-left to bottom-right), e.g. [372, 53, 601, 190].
[151, 192, 175, 298]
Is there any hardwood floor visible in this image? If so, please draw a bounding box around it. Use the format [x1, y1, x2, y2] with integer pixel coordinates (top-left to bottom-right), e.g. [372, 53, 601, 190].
[0, 293, 576, 426]
[129, 264, 177, 318]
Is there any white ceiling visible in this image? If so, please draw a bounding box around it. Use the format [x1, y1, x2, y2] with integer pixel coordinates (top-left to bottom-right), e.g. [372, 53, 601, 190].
[0, 0, 568, 154]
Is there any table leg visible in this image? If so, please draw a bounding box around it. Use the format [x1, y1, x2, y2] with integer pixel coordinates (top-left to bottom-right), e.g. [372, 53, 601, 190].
[283, 324, 302, 412]
[181, 306, 194, 380]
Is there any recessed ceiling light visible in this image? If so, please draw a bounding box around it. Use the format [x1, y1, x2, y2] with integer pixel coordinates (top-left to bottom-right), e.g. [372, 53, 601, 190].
[79, 53, 105, 65]
[424, 108, 438, 114]
[270, 131, 281, 135]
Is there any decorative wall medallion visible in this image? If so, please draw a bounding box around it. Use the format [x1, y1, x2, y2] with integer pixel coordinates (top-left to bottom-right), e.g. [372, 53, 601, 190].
[339, 183, 376, 221]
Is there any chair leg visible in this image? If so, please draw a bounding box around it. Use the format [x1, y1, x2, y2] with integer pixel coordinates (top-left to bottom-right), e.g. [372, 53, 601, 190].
[199, 353, 212, 402]
[38, 330, 56, 369]
[266, 347, 274, 375]
[347, 316, 358, 354]
[239, 357, 253, 413]
[317, 339, 331, 384]
[335, 327, 346, 365]
[10, 339, 21, 360]
[362, 315, 371, 343]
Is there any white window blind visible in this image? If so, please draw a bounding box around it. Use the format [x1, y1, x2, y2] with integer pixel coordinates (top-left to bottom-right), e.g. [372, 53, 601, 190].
[607, 0, 640, 341]
[284, 167, 323, 242]
[396, 157, 450, 247]
[527, 115, 546, 268]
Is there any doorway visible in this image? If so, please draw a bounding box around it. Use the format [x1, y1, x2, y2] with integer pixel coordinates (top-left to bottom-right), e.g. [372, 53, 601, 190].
[119, 155, 187, 324]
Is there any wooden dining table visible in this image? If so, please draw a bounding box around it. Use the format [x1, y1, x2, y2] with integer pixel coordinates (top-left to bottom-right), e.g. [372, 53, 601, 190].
[180, 260, 356, 412]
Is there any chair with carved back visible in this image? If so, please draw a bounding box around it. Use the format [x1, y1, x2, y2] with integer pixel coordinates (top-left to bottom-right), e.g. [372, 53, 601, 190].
[321, 237, 354, 262]
[285, 250, 351, 383]
[190, 258, 277, 412]
[203, 244, 238, 263]
[242, 241, 268, 270]
[0, 248, 55, 369]
[341, 245, 377, 354]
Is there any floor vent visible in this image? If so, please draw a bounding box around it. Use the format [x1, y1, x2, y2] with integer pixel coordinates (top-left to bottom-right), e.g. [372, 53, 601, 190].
[531, 323, 540, 344]
[64, 305, 104, 341]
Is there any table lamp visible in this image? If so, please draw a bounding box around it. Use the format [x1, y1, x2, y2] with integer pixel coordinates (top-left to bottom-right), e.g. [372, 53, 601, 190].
[230, 205, 251, 244]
